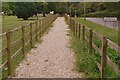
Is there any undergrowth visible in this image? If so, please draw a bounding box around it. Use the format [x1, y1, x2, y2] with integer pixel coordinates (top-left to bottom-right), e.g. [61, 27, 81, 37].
[68, 30, 100, 78]
[68, 29, 120, 78]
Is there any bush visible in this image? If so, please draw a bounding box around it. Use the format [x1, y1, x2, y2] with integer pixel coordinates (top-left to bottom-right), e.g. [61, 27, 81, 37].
[81, 11, 119, 20]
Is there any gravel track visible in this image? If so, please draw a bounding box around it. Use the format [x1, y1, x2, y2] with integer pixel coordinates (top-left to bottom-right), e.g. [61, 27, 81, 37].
[13, 17, 81, 78]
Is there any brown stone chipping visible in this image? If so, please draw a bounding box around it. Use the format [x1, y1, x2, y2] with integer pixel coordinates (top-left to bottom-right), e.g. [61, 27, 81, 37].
[13, 17, 81, 78]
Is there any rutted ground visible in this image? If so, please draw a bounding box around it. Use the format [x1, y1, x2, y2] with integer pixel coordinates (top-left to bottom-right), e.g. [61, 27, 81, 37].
[14, 17, 81, 78]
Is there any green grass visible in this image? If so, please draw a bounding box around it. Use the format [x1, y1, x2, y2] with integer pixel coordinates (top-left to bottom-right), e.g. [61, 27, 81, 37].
[75, 18, 120, 66]
[68, 18, 120, 78]
[75, 18, 119, 45]
[76, 18, 120, 69]
[69, 29, 119, 78]
[68, 30, 100, 78]
[1, 15, 47, 79]
[1, 15, 57, 79]
[1, 16, 40, 79]
[2, 16, 39, 33]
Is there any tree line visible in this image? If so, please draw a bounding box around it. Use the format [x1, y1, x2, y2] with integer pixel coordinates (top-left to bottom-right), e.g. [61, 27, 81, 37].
[2, 2, 119, 20]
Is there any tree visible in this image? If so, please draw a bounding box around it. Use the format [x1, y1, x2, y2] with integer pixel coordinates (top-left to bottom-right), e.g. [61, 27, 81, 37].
[14, 2, 49, 19]
[14, 2, 37, 20]
[42, 2, 48, 17]
[55, 3, 66, 15]
[105, 2, 118, 12]
[47, 2, 56, 12]
[2, 2, 12, 15]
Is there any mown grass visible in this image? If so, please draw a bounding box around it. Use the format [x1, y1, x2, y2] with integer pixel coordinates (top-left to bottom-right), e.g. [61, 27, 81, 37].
[2, 16, 39, 33]
[68, 18, 120, 78]
[75, 18, 119, 45]
[75, 18, 120, 67]
[1, 15, 56, 79]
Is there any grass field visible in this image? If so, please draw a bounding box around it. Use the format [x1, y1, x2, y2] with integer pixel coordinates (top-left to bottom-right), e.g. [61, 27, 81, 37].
[1, 15, 42, 78]
[69, 31, 119, 78]
[75, 18, 119, 45]
[1, 15, 57, 79]
[2, 16, 39, 33]
[68, 18, 120, 78]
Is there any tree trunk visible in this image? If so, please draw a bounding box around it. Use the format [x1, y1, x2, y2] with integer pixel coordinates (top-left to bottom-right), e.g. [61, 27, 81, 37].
[43, 13, 46, 17]
[36, 14, 38, 20]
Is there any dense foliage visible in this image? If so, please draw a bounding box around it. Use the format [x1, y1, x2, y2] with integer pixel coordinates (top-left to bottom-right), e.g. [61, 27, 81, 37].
[2, 2, 48, 20]
[2, 2, 120, 20]
[14, 3, 35, 20]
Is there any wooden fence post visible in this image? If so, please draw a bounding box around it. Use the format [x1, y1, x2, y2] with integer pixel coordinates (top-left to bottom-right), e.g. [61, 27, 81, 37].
[69, 17, 70, 26]
[82, 26, 85, 51]
[71, 18, 73, 30]
[42, 18, 44, 35]
[71, 19, 73, 32]
[69, 18, 72, 30]
[35, 21, 38, 41]
[44, 18, 46, 32]
[45, 17, 47, 31]
[6, 31, 12, 76]
[43, 18, 45, 34]
[30, 23, 33, 48]
[71, 19, 73, 31]
[73, 20, 75, 35]
[89, 29, 93, 54]
[74, 22, 76, 36]
[21, 26, 25, 58]
[41, 19, 43, 36]
[78, 24, 81, 39]
[70, 18, 72, 30]
[101, 36, 107, 78]
[39, 19, 41, 38]
[75, 23, 78, 37]
[82, 26, 85, 41]
[44, 18, 45, 34]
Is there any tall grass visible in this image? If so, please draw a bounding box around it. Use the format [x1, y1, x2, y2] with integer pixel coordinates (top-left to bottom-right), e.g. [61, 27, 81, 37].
[68, 18, 120, 78]
[68, 30, 100, 78]
[75, 18, 119, 45]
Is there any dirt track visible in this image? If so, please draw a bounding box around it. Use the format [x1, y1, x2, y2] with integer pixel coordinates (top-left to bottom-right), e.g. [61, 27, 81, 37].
[14, 17, 81, 78]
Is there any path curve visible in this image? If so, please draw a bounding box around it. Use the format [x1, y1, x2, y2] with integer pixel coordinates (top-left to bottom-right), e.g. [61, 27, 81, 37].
[14, 17, 81, 78]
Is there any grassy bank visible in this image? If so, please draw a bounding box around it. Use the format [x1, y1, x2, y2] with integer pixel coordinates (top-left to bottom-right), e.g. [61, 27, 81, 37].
[68, 29, 100, 77]
[81, 11, 119, 20]
[75, 18, 119, 45]
[69, 29, 119, 78]
[68, 18, 120, 78]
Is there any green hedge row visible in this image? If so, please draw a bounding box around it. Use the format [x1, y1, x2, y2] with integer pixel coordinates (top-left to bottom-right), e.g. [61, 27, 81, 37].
[81, 11, 119, 20]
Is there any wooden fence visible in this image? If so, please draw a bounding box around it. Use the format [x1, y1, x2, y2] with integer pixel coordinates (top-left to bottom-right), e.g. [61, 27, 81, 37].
[0, 14, 58, 78]
[65, 14, 120, 78]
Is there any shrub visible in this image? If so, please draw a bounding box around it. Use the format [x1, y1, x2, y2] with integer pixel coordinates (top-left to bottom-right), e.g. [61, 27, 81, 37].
[81, 11, 119, 20]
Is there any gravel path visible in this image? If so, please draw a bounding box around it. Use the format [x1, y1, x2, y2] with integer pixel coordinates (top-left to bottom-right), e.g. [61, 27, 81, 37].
[14, 17, 81, 78]
[86, 18, 119, 30]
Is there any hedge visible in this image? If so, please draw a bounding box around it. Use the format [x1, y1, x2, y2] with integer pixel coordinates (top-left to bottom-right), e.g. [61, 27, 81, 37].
[81, 11, 119, 20]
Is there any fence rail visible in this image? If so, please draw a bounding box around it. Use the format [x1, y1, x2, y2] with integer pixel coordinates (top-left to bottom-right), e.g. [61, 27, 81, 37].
[65, 14, 120, 78]
[0, 14, 58, 78]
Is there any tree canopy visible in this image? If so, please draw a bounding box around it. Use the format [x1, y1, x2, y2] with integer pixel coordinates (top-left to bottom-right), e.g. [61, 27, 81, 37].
[2, 2, 119, 20]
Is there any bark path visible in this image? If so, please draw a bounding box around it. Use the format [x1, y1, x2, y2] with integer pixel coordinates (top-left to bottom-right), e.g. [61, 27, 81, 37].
[14, 17, 80, 78]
